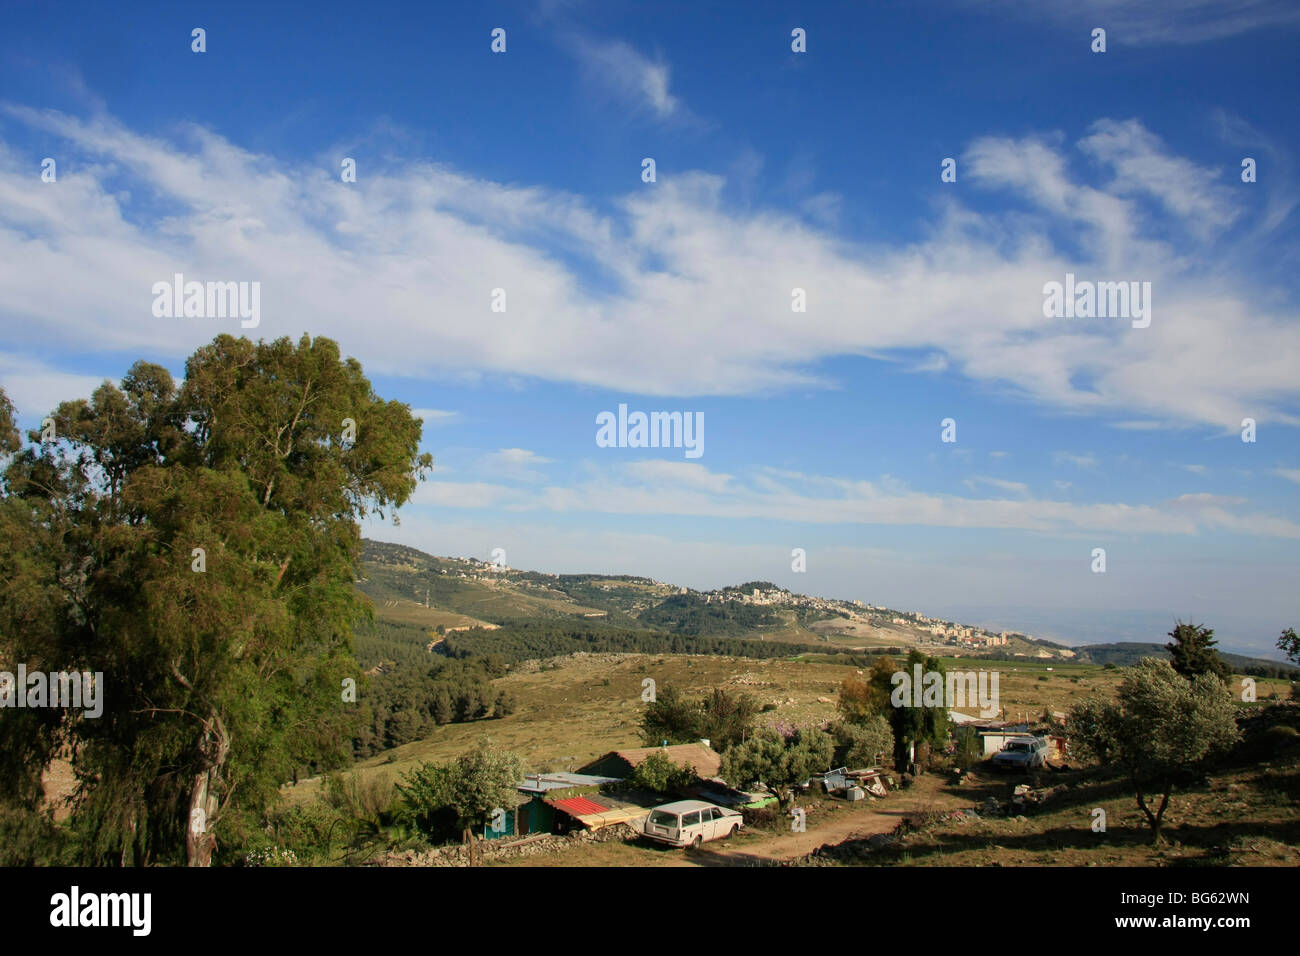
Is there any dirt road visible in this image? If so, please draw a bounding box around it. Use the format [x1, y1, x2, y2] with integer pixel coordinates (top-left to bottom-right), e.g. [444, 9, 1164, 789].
[664, 773, 975, 866]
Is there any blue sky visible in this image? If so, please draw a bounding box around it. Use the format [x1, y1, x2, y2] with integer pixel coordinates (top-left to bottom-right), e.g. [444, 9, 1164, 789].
[1, 1, 1298, 656]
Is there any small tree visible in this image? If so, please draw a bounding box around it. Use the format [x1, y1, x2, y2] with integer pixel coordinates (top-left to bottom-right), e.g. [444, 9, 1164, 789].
[832, 717, 893, 768]
[627, 751, 697, 794]
[395, 761, 458, 841]
[699, 688, 759, 750]
[720, 726, 834, 812]
[639, 685, 702, 745]
[1166, 620, 1231, 682]
[1068, 658, 1239, 843]
[887, 650, 951, 770]
[837, 657, 896, 724]
[640, 686, 757, 750]
[1277, 627, 1299, 666]
[445, 739, 524, 861]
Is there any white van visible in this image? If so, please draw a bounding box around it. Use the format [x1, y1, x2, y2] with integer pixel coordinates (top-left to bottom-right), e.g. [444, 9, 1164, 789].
[642, 799, 743, 848]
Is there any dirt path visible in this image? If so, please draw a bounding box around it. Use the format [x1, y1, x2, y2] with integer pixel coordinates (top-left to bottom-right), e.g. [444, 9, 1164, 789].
[667, 773, 975, 866]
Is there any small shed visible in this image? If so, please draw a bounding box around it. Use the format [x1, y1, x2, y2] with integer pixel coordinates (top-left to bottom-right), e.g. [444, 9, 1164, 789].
[512, 772, 620, 836]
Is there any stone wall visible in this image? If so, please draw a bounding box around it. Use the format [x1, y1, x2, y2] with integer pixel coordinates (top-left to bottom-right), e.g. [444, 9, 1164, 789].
[378, 822, 641, 867]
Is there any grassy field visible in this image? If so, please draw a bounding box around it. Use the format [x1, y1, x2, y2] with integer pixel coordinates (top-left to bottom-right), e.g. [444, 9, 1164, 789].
[815, 742, 1300, 867]
[371, 599, 492, 632]
[284, 648, 1293, 808]
[482, 748, 1300, 868]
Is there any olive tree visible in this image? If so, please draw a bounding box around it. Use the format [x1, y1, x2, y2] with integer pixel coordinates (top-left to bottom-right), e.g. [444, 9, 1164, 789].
[720, 726, 833, 812]
[1069, 658, 1239, 843]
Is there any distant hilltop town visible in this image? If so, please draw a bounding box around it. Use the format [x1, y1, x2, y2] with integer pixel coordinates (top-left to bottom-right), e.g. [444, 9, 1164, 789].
[419, 552, 1030, 653]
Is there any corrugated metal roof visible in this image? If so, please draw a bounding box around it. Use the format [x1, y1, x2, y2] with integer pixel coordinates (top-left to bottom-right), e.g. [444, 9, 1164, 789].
[548, 795, 610, 817]
[516, 772, 620, 793]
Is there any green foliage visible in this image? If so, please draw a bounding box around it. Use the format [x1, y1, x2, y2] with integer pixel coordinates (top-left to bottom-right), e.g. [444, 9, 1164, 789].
[352, 654, 513, 757]
[396, 740, 524, 845]
[444, 740, 525, 837]
[720, 726, 834, 810]
[640, 685, 704, 746]
[395, 761, 459, 841]
[637, 592, 781, 636]
[1278, 627, 1300, 666]
[441, 622, 822, 664]
[837, 657, 897, 723]
[1068, 658, 1240, 842]
[638, 685, 758, 750]
[1166, 621, 1232, 682]
[0, 387, 18, 454]
[831, 716, 893, 768]
[0, 337, 432, 865]
[1084, 641, 1296, 678]
[887, 650, 951, 769]
[627, 751, 698, 794]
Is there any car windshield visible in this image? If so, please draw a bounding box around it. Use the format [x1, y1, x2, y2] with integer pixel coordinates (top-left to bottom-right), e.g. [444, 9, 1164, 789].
[1007, 742, 1030, 752]
[648, 811, 678, 827]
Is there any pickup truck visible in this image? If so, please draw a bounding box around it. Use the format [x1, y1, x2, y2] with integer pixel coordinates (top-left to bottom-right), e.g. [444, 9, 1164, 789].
[991, 736, 1048, 771]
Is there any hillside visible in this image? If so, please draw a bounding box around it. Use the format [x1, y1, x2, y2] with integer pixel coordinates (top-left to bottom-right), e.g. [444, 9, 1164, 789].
[356, 540, 1298, 679]
[1078, 642, 1298, 678]
[357, 539, 1085, 662]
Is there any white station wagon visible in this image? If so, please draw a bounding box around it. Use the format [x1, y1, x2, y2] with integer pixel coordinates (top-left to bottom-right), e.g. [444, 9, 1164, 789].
[642, 799, 743, 848]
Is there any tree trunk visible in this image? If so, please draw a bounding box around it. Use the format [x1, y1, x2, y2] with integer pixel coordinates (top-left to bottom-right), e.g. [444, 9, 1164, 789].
[186, 708, 230, 867]
[1132, 776, 1172, 845]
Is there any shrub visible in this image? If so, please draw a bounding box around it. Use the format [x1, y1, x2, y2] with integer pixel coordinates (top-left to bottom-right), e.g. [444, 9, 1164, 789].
[627, 751, 698, 794]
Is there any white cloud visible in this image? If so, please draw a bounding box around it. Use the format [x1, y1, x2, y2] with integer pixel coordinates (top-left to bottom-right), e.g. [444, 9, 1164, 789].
[402, 460, 1300, 539]
[0, 352, 108, 419]
[481, 448, 554, 482]
[1079, 119, 1239, 238]
[410, 408, 460, 426]
[963, 475, 1030, 497]
[566, 36, 682, 119]
[1271, 468, 1300, 485]
[0, 106, 1298, 435]
[1053, 452, 1099, 469]
[962, 0, 1300, 45]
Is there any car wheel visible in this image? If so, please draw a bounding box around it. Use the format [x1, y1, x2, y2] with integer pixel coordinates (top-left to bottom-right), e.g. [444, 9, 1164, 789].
[728, 825, 739, 839]
[692, 835, 702, 849]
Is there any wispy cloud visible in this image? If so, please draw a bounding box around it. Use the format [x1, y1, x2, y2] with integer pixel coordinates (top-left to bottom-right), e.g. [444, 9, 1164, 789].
[1079, 119, 1239, 239]
[963, 475, 1030, 497]
[565, 35, 684, 120]
[961, 0, 1300, 45]
[1, 106, 1297, 434]
[1053, 452, 1099, 469]
[482, 447, 554, 482]
[410, 408, 460, 426]
[0, 352, 107, 421]
[408, 461, 1300, 539]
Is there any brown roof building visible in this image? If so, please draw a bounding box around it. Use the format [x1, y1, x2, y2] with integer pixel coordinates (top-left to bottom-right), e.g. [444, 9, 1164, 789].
[578, 743, 723, 780]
